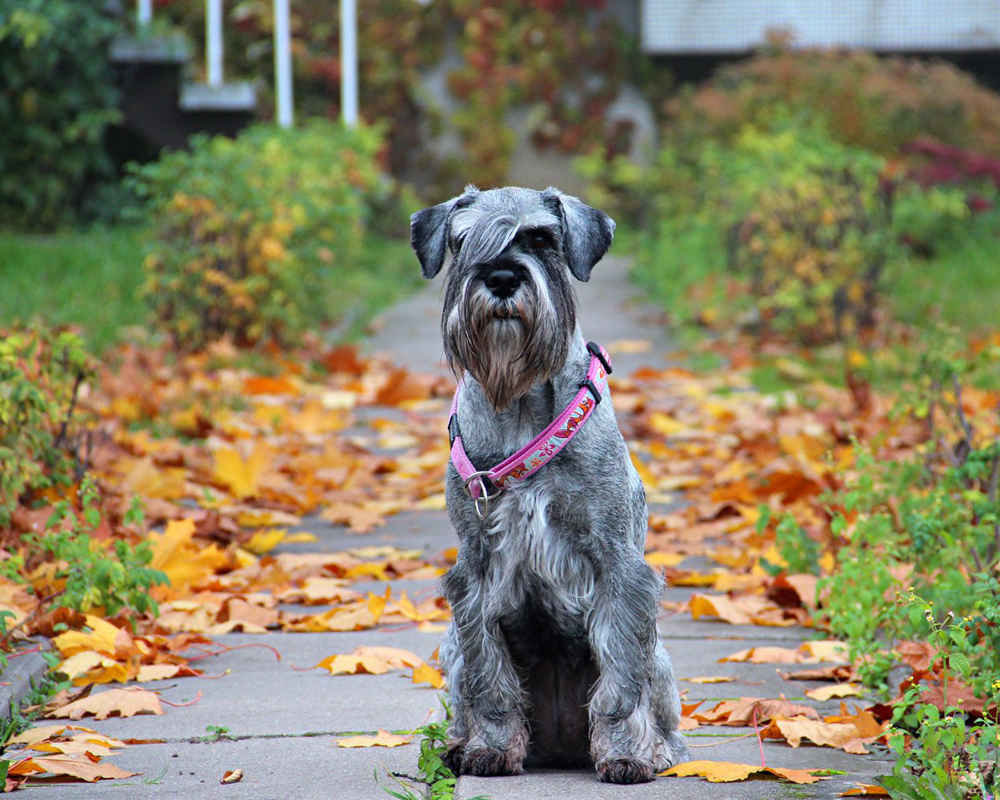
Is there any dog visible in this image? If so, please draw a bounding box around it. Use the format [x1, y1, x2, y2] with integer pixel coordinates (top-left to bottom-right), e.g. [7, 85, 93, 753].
[410, 185, 688, 784]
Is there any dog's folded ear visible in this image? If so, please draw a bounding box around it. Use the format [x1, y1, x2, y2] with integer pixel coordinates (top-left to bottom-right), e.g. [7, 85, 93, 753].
[542, 188, 616, 282]
[410, 199, 454, 279]
[410, 186, 479, 279]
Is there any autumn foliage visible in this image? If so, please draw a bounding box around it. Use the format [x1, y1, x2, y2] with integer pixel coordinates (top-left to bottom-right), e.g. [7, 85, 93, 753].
[130, 120, 413, 350]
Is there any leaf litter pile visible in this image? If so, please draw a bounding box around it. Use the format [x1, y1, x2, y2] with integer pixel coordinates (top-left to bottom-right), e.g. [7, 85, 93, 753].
[3, 337, 995, 790]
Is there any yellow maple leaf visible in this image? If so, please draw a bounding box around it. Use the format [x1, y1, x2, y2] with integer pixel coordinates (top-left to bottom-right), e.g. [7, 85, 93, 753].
[148, 519, 229, 591]
[212, 444, 273, 499]
[244, 528, 287, 555]
[411, 662, 445, 689]
[53, 616, 129, 659]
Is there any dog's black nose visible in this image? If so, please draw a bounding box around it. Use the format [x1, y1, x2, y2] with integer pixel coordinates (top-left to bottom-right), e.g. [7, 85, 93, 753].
[484, 268, 521, 299]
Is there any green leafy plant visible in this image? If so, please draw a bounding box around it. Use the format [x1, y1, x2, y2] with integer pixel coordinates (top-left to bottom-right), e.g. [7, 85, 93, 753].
[201, 724, 233, 742]
[0, 327, 93, 527]
[818, 344, 1000, 795]
[383, 703, 489, 800]
[0, 0, 121, 229]
[878, 596, 1000, 800]
[130, 120, 414, 350]
[758, 507, 821, 576]
[0, 481, 167, 650]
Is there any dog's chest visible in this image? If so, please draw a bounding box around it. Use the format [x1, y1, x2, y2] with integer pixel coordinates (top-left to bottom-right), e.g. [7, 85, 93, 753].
[483, 474, 595, 625]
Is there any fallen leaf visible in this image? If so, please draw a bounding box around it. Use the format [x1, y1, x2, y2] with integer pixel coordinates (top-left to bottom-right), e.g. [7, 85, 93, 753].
[47, 687, 164, 720]
[336, 729, 413, 748]
[805, 684, 863, 702]
[766, 717, 878, 754]
[660, 760, 828, 784]
[244, 528, 289, 554]
[6, 753, 138, 782]
[693, 697, 820, 726]
[148, 518, 229, 591]
[644, 552, 687, 568]
[313, 645, 426, 676]
[220, 768, 244, 784]
[411, 662, 445, 689]
[212, 444, 274, 499]
[841, 785, 890, 796]
[682, 676, 735, 684]
[719, 646, 804, 664]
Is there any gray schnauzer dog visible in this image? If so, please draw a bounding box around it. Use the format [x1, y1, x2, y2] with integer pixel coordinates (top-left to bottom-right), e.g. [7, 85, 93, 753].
[410, 185, 688, 784]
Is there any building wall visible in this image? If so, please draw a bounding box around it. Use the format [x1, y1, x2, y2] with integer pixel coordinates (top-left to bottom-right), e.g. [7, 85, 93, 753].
[641, 0, 1000, 53]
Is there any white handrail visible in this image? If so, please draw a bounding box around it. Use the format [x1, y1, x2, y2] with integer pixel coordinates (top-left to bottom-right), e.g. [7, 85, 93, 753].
[207, 0, 223, 87]
[340, 0, 358, 127]
[135, 0, 297, 127]
[274, 0, 294, 127]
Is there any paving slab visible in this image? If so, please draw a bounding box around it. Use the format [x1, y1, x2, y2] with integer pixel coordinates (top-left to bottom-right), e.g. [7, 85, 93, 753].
[77, 630, 445, 742]
[456, 733, 894, 800]
[282, 511, 455, 557]
[8, 733, 422, 800]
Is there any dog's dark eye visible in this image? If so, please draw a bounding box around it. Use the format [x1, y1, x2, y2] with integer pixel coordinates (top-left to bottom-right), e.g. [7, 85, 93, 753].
[521, 229, 552, 251]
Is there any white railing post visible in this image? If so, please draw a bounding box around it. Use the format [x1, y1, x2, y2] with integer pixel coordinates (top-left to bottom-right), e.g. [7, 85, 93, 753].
[207, 0, 224, 87]
[340, 0, 358, 126]
[274, 0, 294, 127]
[137, 0, 152, 26]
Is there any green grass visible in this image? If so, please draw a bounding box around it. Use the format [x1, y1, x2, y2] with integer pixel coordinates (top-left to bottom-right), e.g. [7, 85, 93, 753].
[0, 225, 148, 353]
[630, 207, 1000, 391]
[888, 209, 1000, 333]
[335, 234, 423, 341]
[0, 225, 422, 354]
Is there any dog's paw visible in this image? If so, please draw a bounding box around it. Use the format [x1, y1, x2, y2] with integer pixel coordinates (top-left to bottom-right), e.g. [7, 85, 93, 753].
[595, 758, 655, 784]
[443, 743, 465, 775]
[460, 747, 525, 777]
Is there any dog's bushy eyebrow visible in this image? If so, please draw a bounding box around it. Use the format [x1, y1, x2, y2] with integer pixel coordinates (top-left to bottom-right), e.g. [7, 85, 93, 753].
[452, 209, 519, 267]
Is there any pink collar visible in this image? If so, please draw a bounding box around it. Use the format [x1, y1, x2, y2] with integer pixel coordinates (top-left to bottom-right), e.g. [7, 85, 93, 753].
[448, 342, 612, 517]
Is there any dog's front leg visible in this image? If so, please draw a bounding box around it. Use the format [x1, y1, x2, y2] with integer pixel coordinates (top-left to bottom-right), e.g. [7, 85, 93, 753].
[441, 560, 529, 777]
[587, 556, 674, 784]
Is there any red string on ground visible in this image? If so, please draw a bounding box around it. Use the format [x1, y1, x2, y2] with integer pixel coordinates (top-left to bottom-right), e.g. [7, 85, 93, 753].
[184, 642, 281, 662]
[160, 689, 203, 708]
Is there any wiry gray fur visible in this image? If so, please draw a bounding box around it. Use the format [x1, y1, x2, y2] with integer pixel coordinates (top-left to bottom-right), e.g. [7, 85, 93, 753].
[411, 186, 688, 784]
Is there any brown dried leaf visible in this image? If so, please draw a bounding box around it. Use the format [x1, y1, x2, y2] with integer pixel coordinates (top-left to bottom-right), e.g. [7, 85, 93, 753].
[47, 688, 164, 720]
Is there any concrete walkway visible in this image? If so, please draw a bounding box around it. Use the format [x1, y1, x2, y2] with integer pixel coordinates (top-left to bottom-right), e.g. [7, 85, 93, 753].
[1, 256, 893, 798]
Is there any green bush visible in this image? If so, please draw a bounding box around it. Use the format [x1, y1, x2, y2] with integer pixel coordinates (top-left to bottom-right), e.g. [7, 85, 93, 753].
[0, 0, 120, 230]
[619, 117, 896, 341]
[0, 327, 93, 528]
[130, 120, 411, 350]
[664, 47, 1000, 158]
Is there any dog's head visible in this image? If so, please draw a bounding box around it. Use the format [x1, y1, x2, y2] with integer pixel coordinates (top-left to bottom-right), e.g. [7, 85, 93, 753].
[411, 186, 615, 410]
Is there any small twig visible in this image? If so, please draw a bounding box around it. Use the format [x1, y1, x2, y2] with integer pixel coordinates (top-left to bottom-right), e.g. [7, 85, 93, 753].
[52, 370, 85, 453]
[988, 438, 1000, 566]
[952, 374, 975, 447]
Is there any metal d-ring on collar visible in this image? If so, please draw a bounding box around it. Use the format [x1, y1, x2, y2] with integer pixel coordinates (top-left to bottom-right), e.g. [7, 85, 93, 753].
[462, 470, 502, 519]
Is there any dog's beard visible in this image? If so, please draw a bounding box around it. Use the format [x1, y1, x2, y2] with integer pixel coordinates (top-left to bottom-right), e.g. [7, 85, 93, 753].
[445, 281, 570, 411]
